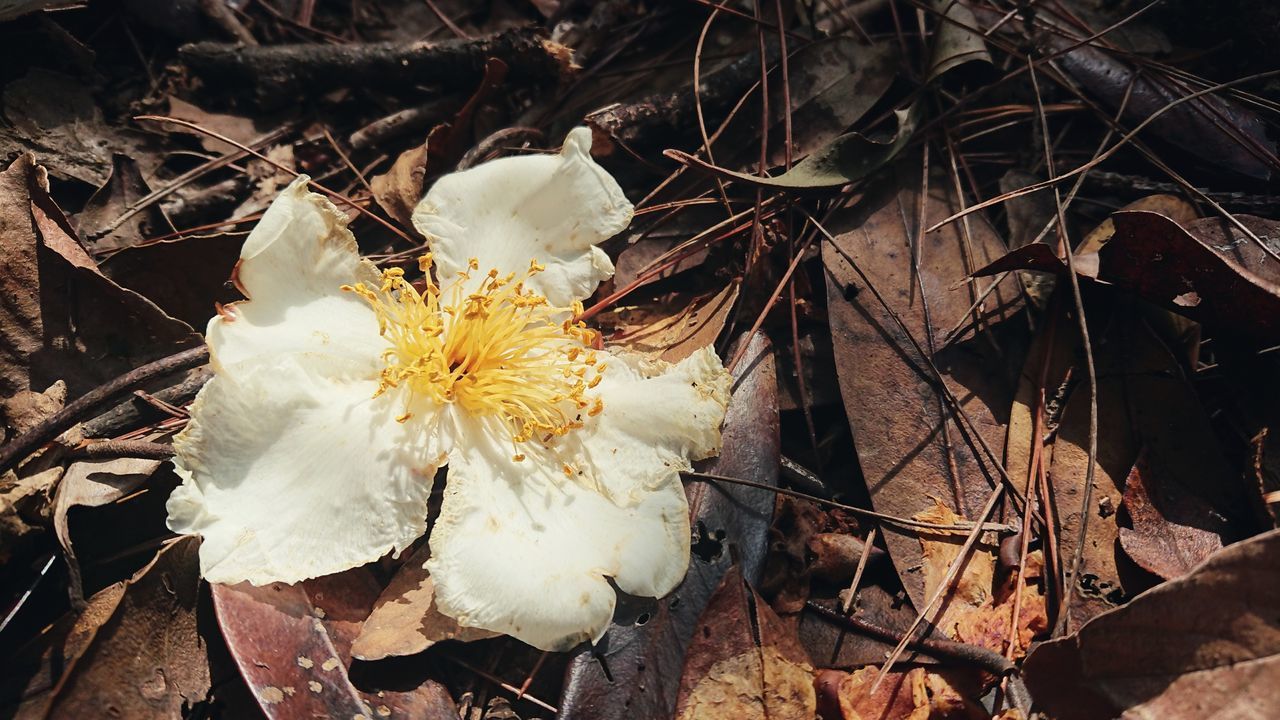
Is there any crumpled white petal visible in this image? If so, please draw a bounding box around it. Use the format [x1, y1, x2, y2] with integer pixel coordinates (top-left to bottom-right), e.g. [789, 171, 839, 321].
[412, 127, 632, 307]
[168, 354, 445, 586]
[208, 176, 384, 370]
[426, 347, 732, 651]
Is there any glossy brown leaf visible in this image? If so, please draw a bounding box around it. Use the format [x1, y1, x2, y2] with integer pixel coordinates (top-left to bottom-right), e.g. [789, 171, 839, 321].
[559, 332, 780, 720]
[212, 570, 455, 719]
[821, 166, 1025, 608]
[1024, 529, 1280, 719]
[1099, 211, 1280, 345]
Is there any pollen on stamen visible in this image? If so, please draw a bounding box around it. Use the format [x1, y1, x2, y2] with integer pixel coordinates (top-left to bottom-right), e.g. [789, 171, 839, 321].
[346, 255, 607, 445]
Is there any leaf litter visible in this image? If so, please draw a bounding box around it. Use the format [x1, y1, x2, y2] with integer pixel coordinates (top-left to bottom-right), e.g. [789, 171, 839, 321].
[1, 1, 1279, 718]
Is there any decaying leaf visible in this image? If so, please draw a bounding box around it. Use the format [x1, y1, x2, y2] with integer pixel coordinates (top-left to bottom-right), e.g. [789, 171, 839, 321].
[371, 140, 429, 229]
[0, 154, 199, 399]
[608, 282, 739, 363]
[351, 543, 497, 661]
[560, 333, 779, 720]
[674, 567, 815, 720]
[916, 502, 1047, 659]
[45, 537, 210, 719]
[212, 570, 456, 719]
[826, 665, 985, 720]
[1117, 449, 1229, 581]
[668, 104, 918, 190]
[1098, 211, 1280, 345]
[1024, 529, 1280, 719]
[1051, 308, 1242, 628]
[927, 0, 993, 81]
[822, 165, 1025, 609]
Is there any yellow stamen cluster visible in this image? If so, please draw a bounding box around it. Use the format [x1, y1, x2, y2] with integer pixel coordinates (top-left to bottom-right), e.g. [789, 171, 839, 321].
[343, 256, 604, 444]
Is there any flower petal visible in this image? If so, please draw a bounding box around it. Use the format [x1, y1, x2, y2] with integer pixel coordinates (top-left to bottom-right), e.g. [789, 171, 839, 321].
[168, 354, 445, 586]
[426, 347, 731, 651]
[209, 176, 385, 370]
[412, 127, 632, 307]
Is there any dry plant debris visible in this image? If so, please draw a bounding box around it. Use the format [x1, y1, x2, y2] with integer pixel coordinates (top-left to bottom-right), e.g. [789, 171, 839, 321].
[1, 1, 1278, 719]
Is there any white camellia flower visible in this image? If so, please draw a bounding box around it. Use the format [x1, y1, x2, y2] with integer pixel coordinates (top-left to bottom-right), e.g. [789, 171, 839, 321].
[167, 128, 733, 651]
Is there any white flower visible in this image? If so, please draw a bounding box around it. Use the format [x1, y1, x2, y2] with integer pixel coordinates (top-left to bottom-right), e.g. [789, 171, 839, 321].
[167, 128, 733, 651]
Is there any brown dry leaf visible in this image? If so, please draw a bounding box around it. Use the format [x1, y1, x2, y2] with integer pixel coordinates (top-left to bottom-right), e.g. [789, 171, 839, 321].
[797, 586, 926, 670]
[1051, 309, 1241, 628]
[45, 537, 210, 719]
[0, 154, 199, 399]
[674, 566, 815, 720]
[1098, 211, 1280, 345]
[212, 569, 456, 719]
[1117, 449, 1228, 581]
[76, 155, 174, 255]
[1077, 195, 1197, 254]
[53, 457, 165, 598]
[609, 282, 739, 363]
[830, 665, 986, 720]
[371, 140, 429, 229]
[162, 96, 259, 154]
[1024, 529, 1280, 719]
[351, 544, 497, 661]
[822, 165, 1025, 609]
[560, 332, 780, 720]
[101, 232, 243, 329]
[3, 581, 127, 718]
[915, 502, 1047, 659]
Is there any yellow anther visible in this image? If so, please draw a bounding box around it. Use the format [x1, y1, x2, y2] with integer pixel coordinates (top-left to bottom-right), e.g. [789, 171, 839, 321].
[513, 454, 526, 462]
[348, 254, 607, 445]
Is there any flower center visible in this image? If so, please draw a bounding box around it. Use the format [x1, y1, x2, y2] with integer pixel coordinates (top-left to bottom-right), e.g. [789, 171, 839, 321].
[343, 255, 604, 443]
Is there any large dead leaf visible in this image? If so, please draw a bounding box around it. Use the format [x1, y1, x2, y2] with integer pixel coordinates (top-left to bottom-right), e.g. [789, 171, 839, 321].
[45, 537, 210, 719]
[1098, 211, 1280, 345]
[1024, 529, 1280, 719]
[673, 566, 815, 720]
[1050, 309, 1242, 628]
[821, 165, 1025, 608]
[559, 332, 780, 720]
[1117, 449, 1229, 581]
[212, 571, 456, 719]
[0, 154, 199, 400]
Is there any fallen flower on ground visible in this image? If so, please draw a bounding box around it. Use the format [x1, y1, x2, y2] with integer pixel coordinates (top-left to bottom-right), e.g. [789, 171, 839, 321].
[166, 128, 733, 651]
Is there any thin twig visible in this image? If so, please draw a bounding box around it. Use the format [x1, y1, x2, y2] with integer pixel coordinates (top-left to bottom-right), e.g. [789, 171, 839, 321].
[0, 347, 209, 474]
[681, 471, 1015, 533]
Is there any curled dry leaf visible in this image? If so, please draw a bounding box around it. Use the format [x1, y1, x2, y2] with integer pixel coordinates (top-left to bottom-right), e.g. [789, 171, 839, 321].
[821, 166, 1025, 609]
[559, 332, 779, 720]
[53, 456, 165, 601]
[45, 537, 210, 720]
[927, 0, 993, 82]
[370, 140, 429, 230]
[1099, 211, 1280, 345]
[351, 543, 497, 662]
[212, 571, 456, 719]
[0, 154, 199, 400]
[607, 281, 740, 363]
[674, 566, 815, 720]
[1024, 529, 1280, 720]
[1117, 449, 1229, 581]
[667, 104, 918, 190]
